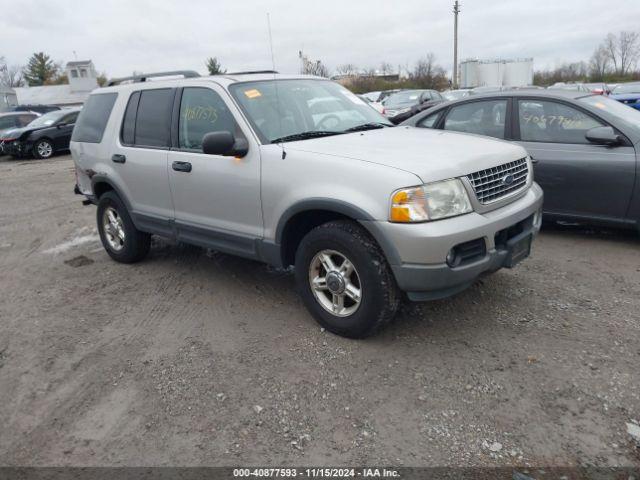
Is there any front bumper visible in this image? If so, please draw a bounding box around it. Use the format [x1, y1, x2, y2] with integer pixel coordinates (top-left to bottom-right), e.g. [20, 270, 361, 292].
[2, 140, 26, 156]
[370, 183, 543, 301]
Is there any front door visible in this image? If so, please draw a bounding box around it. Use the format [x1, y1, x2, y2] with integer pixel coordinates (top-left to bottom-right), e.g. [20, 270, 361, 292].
[515, 98, 636, 221]
[53, 111, 79, 150]
[167, 86, 262, 257]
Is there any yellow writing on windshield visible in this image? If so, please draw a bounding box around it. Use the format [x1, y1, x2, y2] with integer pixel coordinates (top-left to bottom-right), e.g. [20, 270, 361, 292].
[183, 106, 218, 124]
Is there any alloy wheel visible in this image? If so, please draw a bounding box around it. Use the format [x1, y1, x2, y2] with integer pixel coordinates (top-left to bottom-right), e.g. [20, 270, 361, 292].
[308, 249, 362, 317]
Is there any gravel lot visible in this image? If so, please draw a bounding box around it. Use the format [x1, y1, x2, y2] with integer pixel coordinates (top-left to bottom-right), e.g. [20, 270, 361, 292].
[0, 154, 639, 468]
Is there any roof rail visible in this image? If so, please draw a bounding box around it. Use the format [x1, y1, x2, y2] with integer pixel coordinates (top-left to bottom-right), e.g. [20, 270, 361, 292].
[226, 70, 279, 75]
[107, 70, 201, 86]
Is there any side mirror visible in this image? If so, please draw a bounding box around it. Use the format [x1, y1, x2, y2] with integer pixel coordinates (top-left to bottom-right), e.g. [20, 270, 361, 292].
[585, 126, 621, 146]
[202, 131, 249, 157]
[56, 123, 67, 129]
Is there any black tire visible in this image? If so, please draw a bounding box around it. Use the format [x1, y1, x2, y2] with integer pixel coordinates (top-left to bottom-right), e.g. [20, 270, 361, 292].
[32, 139, 54, 159]
[295, 220, 400, 338]
[97, 191, 150, 263]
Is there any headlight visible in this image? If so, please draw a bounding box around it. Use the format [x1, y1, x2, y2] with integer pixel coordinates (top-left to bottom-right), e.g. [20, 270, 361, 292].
[390, 179, 473, 223]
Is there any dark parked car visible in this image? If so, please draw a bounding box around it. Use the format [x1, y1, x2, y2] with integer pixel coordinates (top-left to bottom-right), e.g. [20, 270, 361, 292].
[11, 104, 61, 114]
[383, 89, 444, 124]
[0, 108, 81, 159]
[402, 90, 640, 230]
[0, 112, 40, 154]
[610, 82, 640, 110]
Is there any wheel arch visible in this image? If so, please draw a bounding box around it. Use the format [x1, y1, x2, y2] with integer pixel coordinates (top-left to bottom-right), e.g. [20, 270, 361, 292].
[274, 199, 401, 268]
[90, 175, 134, 213]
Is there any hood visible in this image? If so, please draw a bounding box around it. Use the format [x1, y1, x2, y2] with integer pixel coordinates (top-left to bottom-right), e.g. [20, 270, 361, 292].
[0, 125, 35, 139]
[285, 126, 529, 183]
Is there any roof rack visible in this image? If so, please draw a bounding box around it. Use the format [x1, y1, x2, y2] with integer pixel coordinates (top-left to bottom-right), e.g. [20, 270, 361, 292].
[107, 70, 201, 86]
[226, 70, 279, 75]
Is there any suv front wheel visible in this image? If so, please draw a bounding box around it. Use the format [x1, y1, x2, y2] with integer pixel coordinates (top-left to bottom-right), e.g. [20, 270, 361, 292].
[97, 191, 150, 263]
[295, 220, 400, 338]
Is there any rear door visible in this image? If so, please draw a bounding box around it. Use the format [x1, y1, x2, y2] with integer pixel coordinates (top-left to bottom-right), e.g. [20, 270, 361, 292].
[514, 98, 636, 221]
[110, 88, 175, 226]
[167, 85, 262, 255]
[438, 98, 510, 140]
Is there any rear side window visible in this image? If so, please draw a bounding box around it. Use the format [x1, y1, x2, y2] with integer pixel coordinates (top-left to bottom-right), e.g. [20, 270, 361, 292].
[133, 89, 173, 147]
[443, 100, 508, 139]
[121, 91, 140, 145]
[72, 93, 117, 143]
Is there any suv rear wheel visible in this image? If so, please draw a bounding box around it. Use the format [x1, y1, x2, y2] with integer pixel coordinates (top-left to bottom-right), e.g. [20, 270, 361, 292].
[97, 191, 150, 263]
[295, 220, 400, 338]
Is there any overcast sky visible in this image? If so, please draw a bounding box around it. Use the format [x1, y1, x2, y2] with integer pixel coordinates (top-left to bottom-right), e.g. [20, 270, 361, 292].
[2, 0, 639, 79]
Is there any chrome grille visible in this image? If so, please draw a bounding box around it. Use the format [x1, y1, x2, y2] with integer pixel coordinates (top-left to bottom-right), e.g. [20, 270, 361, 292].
[467, 157, 529, 204]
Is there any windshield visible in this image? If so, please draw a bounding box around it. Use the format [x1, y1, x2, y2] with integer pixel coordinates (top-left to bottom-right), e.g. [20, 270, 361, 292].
[27, 110, 67, 127]
[229, 79, 392, 143]
[612, 83, 640, 94]
[579, 94, 640, 129]
[383, 90, 425, 108]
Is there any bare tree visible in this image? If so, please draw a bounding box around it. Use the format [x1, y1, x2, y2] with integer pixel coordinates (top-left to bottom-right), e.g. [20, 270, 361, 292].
[299, 52, 330, 78]
[0, 57, 24, 88]
[589, 45, 610, 80]
[379, 62, 394, 75]
[409, 54, 448, 90]
[336, 63, 358, 76]
[604, 31, 640, 76]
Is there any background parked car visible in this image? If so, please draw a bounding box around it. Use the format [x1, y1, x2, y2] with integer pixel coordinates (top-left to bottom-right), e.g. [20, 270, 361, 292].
[402, 90, 640, 229]
[383, 89, 444, 124]
[610, 82, 640, 110]
[0, 112, 40, 154]
[442, 89, 470, 101]
[11, 104, 62, 114]
[548, 82, 591, 93]
[0, 108, 81, 159]
[357, 94, 385, 114]
[584, 82, 610, 95]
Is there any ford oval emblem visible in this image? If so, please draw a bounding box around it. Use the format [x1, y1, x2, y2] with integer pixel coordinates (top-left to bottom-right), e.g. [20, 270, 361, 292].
[502, 174, 515, 186]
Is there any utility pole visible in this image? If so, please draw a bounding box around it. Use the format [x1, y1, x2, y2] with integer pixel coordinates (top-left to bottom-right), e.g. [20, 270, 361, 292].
[453, 1, 460, 88]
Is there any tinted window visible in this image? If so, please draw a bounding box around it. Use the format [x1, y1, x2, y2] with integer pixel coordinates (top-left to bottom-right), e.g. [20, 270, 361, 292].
[134, 89, 173, 147]
[72, 93, 117, 143]
[0, 116, 16, 129]
[18, 114, 37, 126]
[417, 112, 441, 128]
[518, 100, 603, 144]
[444, 100, 507, 139]
[121, 91, 140, 145]
[61, 111, 79, 124]
[179, 88, 240, 151]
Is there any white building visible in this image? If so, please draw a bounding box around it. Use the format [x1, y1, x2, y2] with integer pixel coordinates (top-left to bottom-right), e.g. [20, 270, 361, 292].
[0, 86, 18, 112]
[459, 59, 533, 88]
[14, 60, 99, 107]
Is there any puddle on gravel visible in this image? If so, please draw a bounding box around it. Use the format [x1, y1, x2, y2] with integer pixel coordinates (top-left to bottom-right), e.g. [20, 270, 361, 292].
[64, 255, 95, 267]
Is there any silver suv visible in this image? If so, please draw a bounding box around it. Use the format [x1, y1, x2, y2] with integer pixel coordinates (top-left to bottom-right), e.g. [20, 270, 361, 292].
[71, 71, 543, 338]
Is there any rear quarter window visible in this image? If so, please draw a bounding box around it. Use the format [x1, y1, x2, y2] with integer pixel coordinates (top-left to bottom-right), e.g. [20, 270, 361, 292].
[72, 93, 118, 143]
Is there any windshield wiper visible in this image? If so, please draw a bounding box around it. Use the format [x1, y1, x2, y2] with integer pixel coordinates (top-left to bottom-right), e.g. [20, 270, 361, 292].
[271, 131, 342, 144]
[343, 122, 393, 133]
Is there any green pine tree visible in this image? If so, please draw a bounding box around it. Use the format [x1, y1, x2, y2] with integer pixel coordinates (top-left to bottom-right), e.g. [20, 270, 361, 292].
[23, 52, 59, 86]
[205, 57, 226, 75]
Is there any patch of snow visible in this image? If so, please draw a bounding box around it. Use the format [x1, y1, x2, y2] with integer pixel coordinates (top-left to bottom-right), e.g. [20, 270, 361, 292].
[43, 234, 100, 254]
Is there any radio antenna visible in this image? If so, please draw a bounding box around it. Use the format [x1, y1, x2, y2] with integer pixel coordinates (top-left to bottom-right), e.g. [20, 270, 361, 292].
[267, 13, 286, 159]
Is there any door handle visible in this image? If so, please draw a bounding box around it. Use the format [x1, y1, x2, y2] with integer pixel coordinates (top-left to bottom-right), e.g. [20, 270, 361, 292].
[172, 161, 192, 173]
[112, 154, 126, 164]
